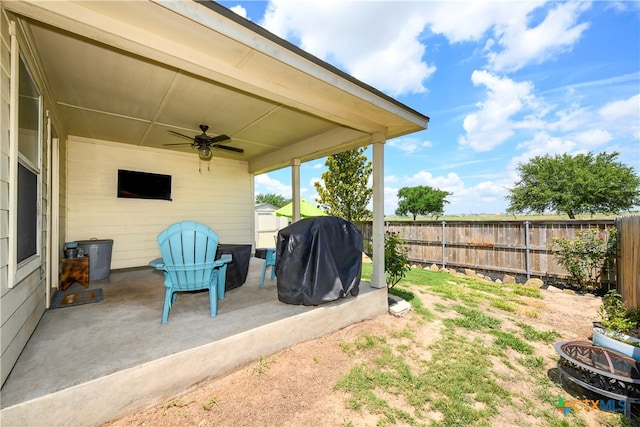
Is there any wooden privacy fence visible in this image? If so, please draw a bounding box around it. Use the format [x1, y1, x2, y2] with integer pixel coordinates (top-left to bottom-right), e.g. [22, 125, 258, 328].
[359, 219, 619, 284]
[616, 216, 640, 308]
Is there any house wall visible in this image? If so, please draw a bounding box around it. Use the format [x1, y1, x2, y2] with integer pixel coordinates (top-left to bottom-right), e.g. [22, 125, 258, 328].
[0, 9, 60, 387]
[66, 138, 254, 270]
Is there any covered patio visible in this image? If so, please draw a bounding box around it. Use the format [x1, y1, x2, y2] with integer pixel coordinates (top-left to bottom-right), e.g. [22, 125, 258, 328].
[1, 2, 427, 425]
[0, 257, 386, 425]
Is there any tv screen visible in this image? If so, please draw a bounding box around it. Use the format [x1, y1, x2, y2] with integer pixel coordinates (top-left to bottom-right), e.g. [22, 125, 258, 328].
[117, 169, 172, 201]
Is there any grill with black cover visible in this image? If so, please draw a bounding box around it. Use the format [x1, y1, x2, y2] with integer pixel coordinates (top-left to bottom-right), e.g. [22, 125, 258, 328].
[275, 216, 362, 305]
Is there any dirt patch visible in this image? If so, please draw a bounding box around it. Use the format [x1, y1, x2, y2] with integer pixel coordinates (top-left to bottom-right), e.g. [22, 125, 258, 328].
[104, 283, 623, 427]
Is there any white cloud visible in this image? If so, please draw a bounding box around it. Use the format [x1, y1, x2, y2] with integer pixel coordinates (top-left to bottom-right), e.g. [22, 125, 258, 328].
[600, 94, 640, 119]
[251, 1, 633, 216]
[487, 2, 591, 72]
[259, 1, 592, 97]
[254, 174, 290, 196]
[574, 129, 613, 150]
[229, 5, 248, 19]
[447, 180, 509, 215]
[439, 158, 490, 170]
[385, 175, 400, 184]
[599, 94, 640, 140]
[385, 171, 510, 215]
[422, 1, 590, 72]
[387, 136, 432, 154]
[424, 1, 541, 43]
[261, 0, 434, 96]
[384, 185, 401, 215]
[347, 14, 435, 96]
[309, 177, 322, 187]
[532, 93, 640, 154]
[509, 132, 577, 174]
[547, 103, 592, 132]
[405, 171, 466, 191]
[459, 71, 541, 151]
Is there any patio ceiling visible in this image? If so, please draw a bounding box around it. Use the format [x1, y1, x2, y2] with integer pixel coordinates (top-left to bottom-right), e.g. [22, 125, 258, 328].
[6, 0, 429, 174]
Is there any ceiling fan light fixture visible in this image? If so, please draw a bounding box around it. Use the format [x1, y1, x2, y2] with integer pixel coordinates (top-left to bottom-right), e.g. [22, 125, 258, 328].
[198, 145, 212, 160]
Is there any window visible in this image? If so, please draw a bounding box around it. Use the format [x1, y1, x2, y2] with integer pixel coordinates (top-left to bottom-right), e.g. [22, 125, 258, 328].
[9, 45, 42, 286]
[17, 162, 38, 263]
[17, 55, 41, 262]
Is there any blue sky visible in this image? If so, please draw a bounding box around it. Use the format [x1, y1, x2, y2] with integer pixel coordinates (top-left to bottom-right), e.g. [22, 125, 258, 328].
[219, 0, 640, 215]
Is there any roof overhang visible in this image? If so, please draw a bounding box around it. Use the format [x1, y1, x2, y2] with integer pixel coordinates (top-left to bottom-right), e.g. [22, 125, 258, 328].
[3, 0, 429, 174]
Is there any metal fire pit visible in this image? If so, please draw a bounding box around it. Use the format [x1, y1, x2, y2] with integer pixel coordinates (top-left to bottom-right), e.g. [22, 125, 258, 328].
[554, 340, 640, 417]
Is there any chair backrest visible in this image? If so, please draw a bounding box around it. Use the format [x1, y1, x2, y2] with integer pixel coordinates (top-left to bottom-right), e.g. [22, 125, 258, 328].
[157, 221, 220, 291]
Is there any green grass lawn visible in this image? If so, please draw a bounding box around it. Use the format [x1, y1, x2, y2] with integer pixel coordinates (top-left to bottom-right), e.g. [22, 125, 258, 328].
[334, 264, 636, 426]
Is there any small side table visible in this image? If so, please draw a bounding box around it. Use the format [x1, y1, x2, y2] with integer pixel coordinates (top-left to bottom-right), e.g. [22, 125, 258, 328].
[60, 256, 90, 290]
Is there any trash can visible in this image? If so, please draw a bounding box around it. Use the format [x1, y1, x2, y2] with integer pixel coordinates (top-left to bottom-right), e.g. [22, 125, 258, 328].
[77, 239, 113, 281]
[275, 216, 362, 306]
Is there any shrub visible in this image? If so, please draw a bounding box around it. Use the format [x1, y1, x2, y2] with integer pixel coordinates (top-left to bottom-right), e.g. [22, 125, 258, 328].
[548, 227, 617, 291]
[599, 290, 637, 334]
[363, 231, 411, 288]
[384, 231, 411, 288]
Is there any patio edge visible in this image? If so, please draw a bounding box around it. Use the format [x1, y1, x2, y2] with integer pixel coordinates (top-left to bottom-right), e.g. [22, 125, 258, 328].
[0, 285, 388, 426]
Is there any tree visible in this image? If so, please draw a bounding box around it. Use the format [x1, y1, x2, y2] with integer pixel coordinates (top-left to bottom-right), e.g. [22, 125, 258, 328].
[255, 193, 290, 208]
[314, 148, 373, 222]
[395, 186, 452, 220]
[507, 152, 640, 219]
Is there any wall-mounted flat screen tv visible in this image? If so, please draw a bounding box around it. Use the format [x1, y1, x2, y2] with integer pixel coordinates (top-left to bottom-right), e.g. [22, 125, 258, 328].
[117, 169, 172, 201]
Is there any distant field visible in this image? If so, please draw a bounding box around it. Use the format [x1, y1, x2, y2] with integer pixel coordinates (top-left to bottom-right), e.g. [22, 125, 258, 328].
[384, 212, 639, 222]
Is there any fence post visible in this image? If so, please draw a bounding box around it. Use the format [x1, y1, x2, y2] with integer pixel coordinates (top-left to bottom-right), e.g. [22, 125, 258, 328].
[441, 221, 446, 269]
[524, 221, 531, 279]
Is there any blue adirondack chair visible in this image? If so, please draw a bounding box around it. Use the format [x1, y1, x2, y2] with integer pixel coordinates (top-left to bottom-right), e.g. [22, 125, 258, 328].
[151, 221, 232, 324]
[259, 248, 276, 288]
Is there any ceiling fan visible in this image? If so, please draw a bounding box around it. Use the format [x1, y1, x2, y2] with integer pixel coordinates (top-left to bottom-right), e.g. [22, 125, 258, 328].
[165, 125, 244, 160]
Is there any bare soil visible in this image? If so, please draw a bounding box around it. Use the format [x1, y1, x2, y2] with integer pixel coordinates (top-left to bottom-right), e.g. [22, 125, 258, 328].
[105, 282, 623, 427]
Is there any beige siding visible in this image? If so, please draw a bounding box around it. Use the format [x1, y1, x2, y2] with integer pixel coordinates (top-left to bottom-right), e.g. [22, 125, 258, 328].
[1, 11, 9, 293]
[0, 9, 12, 387]
[0, 272, 45, 385]
[66, 138, 254, 270]
[0, 9, 51, 387]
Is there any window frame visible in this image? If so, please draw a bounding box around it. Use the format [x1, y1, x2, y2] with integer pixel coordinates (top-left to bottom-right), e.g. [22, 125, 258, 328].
[8, 23, 43, 287]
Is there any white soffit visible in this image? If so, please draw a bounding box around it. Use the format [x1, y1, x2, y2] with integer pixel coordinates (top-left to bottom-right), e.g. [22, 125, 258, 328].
[4, 0, 429, 173]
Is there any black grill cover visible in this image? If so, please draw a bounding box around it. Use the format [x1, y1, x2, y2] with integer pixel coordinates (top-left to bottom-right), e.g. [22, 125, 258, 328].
[276, 216, 362, 305]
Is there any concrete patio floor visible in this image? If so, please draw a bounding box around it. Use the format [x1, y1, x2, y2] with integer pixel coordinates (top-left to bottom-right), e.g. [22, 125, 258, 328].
[0, 257, 387, 426]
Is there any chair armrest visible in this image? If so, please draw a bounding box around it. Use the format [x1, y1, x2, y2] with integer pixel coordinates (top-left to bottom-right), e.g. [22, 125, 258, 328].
[149, 257, 165, 270]
[214, 254, 232, 267]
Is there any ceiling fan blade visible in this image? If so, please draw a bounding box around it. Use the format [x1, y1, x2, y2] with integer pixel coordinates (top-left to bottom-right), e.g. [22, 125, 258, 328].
[215, 144, 244, 153]
[209, 134, 231, 144]
[165, 128, 241, 154]
[163, 142, 194, 146]
[168, 130, 196, 141]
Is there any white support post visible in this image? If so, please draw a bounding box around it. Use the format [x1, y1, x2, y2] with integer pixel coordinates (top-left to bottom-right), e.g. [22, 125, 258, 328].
[371, 134, 386, 289]
[291, 158, 301, 222]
